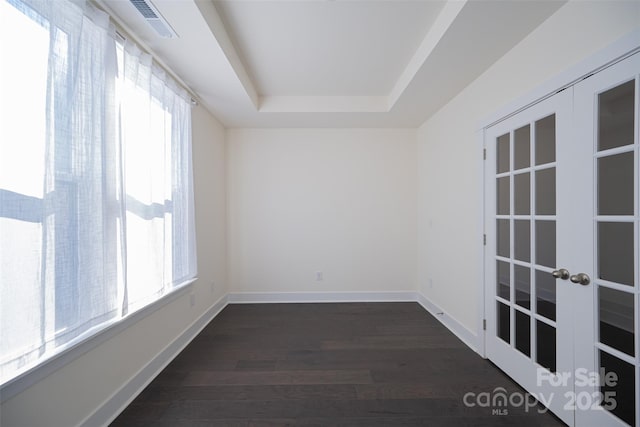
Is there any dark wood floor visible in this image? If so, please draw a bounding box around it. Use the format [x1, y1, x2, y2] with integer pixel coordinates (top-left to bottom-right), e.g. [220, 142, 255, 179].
[111, 302, 566, 426]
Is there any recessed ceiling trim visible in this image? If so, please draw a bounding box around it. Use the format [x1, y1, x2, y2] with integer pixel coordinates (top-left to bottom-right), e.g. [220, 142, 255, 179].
[260, 96, 389, 113]
[196, 0, 260, 109]
[208, 0, 466, 115]
[388, 0, 466, 109]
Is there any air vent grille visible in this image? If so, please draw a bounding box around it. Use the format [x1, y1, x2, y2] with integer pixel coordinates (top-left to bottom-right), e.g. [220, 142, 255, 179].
[130, 0, 158, 19]
[128, 0, 178, 38]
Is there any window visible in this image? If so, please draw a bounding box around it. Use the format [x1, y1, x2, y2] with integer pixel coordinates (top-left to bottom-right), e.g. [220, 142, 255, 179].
[0, 0, 196, 386]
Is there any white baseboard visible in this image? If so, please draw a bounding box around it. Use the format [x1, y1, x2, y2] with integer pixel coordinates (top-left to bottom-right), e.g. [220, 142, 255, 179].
[415, 292, 481, 355]
[227, 291, 419, 304]
[81, 294, 229, 427]
[227, 291, 481, 355]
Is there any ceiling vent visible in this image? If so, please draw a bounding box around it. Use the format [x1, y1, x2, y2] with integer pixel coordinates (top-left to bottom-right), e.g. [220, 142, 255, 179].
[129, 0, 178, 38]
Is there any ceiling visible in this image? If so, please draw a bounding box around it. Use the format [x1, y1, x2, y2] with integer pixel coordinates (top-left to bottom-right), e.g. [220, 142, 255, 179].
[100, 0, 566, 128]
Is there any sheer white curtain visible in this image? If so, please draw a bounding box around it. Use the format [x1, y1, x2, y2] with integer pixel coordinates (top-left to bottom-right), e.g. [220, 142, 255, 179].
[117, 41, 196, 314]
[0, 0, 119, 381]
[0, 0, 196, 385]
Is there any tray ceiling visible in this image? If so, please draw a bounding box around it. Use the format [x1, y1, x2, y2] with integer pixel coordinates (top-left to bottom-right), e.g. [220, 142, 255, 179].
[99, 0, 565, 128]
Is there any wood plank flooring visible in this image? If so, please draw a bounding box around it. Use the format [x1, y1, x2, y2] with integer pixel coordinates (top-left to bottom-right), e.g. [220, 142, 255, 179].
[110, 302, 566, 426]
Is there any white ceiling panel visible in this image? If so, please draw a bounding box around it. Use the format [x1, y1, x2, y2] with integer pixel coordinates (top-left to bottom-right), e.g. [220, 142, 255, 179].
[215, 0, 446, 96]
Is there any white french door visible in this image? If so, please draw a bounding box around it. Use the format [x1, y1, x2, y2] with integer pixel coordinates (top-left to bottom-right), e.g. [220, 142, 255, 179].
[485, 87, 575, 425]
[571, 52, 640, 427]
[485, 52, 640, 427]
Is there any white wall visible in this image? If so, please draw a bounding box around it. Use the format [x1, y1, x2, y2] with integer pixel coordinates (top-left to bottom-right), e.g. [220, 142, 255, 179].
[227, 128, 417, 295]
[5, 2, 640, 424]
[417, 0, 640, 333]
[0, 106, 228, 427]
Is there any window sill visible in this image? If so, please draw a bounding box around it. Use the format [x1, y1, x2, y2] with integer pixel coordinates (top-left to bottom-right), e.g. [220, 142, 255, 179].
[0, 278, 197, 403]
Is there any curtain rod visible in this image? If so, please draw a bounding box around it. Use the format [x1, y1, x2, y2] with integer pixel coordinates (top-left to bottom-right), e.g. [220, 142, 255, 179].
[93, 0, 200, 107]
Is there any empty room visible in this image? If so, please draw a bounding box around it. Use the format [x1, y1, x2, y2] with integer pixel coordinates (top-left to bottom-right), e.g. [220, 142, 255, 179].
[1, 0, 639, 426]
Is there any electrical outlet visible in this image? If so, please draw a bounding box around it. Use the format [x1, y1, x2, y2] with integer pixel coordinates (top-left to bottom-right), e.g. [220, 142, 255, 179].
[428, 278, 433, 289]
[190, 294, 196, 307]
[315, 271, 323, 281]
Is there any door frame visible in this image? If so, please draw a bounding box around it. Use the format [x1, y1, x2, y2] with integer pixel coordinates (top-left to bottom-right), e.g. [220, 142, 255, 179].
[479, 29, 640, 360]
[478, 28, 640, 424]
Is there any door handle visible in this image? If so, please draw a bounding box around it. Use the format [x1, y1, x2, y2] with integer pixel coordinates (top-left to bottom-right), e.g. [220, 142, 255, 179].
[552, 269, 570, 280]
[570, 273, 591, 286]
